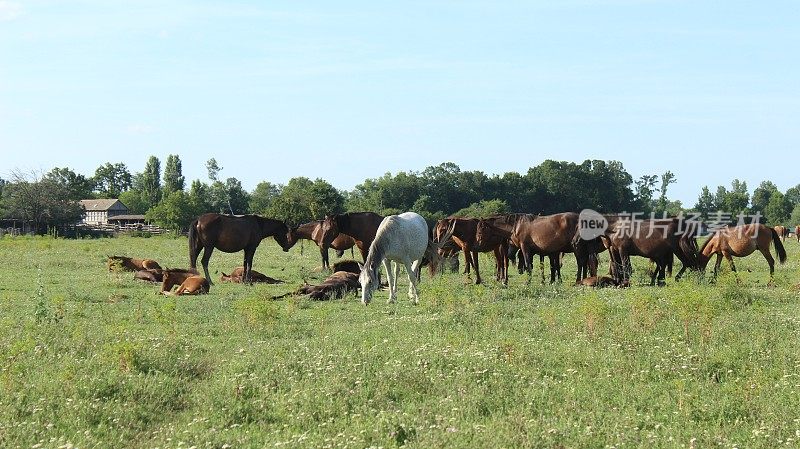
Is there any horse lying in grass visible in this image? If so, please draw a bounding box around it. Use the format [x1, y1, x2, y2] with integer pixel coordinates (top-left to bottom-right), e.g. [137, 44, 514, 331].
[160, 268, 199, 293]
[108, 255, 161, 272]
[161, 269, 209, 296]
[575, 275, 629, 288]
[273, 270, 361, 300]
[220, 267, 284, 284]
[134, 268, 163, 283]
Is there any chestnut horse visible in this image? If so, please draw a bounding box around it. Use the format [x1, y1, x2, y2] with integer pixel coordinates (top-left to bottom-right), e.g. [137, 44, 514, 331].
[510, 213, 580, 284]
[698, 223, 786, 281]
[162, 271, 209, 296]
[773, 225, 788, 242]
[189, 213, 291, 285]
[322, 212, 385, 261]
[108, 255, 161, 272]
[287, 220, 356, 269]
[160, 268, 200, 293]
[796, 225, 800, 243]
[220, 267, 284, 284]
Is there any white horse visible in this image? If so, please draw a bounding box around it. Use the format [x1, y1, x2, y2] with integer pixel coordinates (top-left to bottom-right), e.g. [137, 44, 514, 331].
[360, 212, 449, 305]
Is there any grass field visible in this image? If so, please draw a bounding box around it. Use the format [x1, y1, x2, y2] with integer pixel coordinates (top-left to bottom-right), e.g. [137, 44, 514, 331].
[1, 234, 799, 448]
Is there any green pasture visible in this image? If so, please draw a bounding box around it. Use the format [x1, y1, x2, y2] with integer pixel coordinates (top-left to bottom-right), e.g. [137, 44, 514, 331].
[0, 234, 799, 448]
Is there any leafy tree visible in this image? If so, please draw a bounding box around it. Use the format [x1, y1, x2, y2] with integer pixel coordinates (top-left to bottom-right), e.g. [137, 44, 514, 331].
[44, 167, 94, 200]
[453, 199, 509, 218]
[206, 158, 222, 182]
[694, 186, 717, 220]
[3, 170, 84, 234]
[267, 177, 344, 224]
[750, 181, 778, 214]
[308, 179, 345, 219]
[783, 184, 800, 207]
[654, 171, 676, 214]
[140, 155, 162, 207]
[93, 162, 132, 198]
[118, 190, 149, 214]
[633, 175, 658, 213]
[249, 181, 280, 214]
[145, 190, 197, 231]
[163, 154, 185, 195]
[764, 191, 791, 225]
[224, 177, 250, 215]
[790, 204, 800, 227]
[188, 180, 212, 214]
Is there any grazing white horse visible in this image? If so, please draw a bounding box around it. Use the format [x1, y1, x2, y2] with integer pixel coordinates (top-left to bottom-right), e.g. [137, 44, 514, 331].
[359, 212, 435, 305]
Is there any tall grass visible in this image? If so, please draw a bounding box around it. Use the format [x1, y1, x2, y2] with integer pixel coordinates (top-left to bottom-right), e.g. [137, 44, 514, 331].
[0, 234, 798, 447]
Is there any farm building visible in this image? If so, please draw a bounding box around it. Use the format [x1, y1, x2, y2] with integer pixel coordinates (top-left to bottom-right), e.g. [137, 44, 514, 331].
[79, 199, 130, 225]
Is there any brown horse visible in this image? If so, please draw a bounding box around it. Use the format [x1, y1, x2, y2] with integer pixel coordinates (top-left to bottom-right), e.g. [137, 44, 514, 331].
[322, 212, 385, 261]
[602, 218, 698, 285]
[331, 259, 362, 275]
[287, 220, 356, 269]
[134, 268, 163, 283]
[220, 267, 284, 284]
[796, 225, 800, 243]
[160, 268, 199, 293]
[162, 272, 209, 296]
[698, 223, 787, 281]
[473, 218, 518, 284]
[189, 213, 291, 284]
[108, 256, 161, 272]
[575, 275, 628, 288]
[774, 225, 788, 242]
[273, 271, 361, 300]
[511, 213, 580, 283]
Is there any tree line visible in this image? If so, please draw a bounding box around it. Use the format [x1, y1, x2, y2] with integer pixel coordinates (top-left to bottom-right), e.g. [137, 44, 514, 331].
[1, 156, 798, 234]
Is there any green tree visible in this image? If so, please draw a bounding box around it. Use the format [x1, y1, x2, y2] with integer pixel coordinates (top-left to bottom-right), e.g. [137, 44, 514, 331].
[3, 170, 84, 234]
[634, 175, 658, 213]
[188, 180, 212, 214]
[453, 199, 509, 218]
[118, 190, 149, 214]
[44, 167, 94, 200]
[206, 158, 222, 182]
[783, 184, 800, 207]
[750, 181, 778, 214]
[93, 162, 132, 198]
[145, 190, 197, 231]
[790, 204, 800, 227]
[163, 154, 185, 195]
[140, 155, 162, 208]
[764, 191, 791, 225]
[694, 186, 717, 220]
[249, 181, 280, 214]
[654, 171, 676, 214]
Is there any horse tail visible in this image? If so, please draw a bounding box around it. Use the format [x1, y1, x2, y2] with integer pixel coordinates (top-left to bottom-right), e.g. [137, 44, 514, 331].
[770, 226, 787, 264]
[188, 219, 200, 269]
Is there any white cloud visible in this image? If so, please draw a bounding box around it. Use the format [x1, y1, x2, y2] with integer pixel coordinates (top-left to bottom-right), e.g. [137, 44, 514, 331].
[0, 0, 22, 22]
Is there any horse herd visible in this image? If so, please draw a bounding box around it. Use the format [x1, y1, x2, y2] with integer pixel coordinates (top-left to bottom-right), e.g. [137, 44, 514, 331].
[108, 210, 792, 305]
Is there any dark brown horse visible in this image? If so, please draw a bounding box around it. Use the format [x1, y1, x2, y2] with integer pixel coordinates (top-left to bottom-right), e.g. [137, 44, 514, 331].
[287, 220, 356, 269]
[322, 212, 385, 261]
[796, 225, 800, 243]
[189, 213, 292, 284]
[698, 223, 786, 281]
[134, 268, 163, 283]
[602, 217, 698, 285]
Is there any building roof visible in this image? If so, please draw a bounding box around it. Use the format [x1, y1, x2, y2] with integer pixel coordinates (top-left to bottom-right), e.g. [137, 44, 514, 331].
[107, 215, 147, 221]
[79, 199, 126, 211]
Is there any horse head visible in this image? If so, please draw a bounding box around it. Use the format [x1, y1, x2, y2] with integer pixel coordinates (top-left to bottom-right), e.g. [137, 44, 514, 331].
[320, 215, 339, 247]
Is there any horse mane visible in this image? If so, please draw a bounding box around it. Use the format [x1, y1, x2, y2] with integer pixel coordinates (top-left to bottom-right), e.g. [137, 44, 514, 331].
[698, 233, 715, 254]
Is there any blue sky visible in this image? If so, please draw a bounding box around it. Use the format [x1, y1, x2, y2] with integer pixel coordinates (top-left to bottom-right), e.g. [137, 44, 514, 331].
[1, 0, 798, 205]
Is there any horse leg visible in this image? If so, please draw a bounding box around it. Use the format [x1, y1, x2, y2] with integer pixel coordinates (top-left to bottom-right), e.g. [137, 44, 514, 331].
[501, 242, 509, 285]
[759, 247, 776, 283]
[242, 248, 255, 284]
[405, 259, 420, 304]
[473, 251, 482, 284]
[463, 250, 472, 275]
[383, 259, 396, 303]
[320, 246, 329, 270]
[201, 245, 215, 285]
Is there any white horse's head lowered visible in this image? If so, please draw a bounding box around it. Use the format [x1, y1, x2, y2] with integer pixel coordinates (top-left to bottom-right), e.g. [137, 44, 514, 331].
[359, 258, 380, 304]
